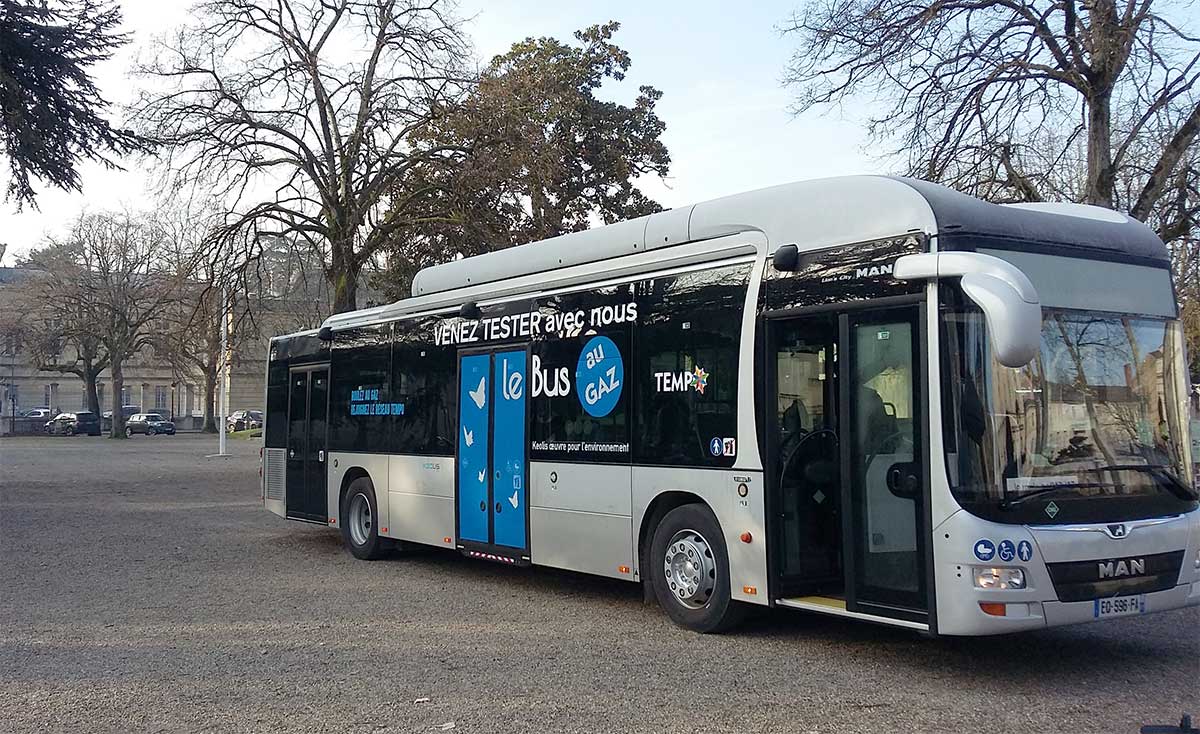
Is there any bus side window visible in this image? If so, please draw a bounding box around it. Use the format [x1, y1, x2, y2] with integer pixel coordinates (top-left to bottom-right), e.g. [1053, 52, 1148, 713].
[328, 325, 392, 453]
[633, 264, 750, 467]
[391, 318, 457, 456]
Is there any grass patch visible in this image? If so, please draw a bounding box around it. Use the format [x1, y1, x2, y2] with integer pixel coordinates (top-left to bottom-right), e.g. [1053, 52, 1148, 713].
[228, 428, 263, 439]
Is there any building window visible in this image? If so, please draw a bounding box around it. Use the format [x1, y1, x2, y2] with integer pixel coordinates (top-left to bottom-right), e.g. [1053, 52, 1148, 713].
[43, 385, 51, 408]
[155, 385, 168, 410]
[97, 384, 106, 412]
[5, 384, 17, 412]
[121, 385, 130, 406]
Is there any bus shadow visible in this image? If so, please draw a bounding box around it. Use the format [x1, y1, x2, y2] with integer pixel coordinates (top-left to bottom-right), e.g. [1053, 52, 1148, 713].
[385, 543, 646, 602]
[738, 603, 1197, 683]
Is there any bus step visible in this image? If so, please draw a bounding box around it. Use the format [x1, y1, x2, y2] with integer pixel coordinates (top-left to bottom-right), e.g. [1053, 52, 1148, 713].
[461, 548, 531, 567]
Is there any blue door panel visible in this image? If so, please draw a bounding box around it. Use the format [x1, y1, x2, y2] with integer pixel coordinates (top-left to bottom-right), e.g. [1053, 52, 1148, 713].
[457, 354, 490, 543]
[491, 350, 527, 549]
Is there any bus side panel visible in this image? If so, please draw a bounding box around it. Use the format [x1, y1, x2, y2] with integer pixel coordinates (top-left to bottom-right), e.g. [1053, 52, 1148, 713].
[327, 452, 391, 533]
[388, 454, 456, 548]
[528, 461, 633, 580]
[632, 466, 769, 606]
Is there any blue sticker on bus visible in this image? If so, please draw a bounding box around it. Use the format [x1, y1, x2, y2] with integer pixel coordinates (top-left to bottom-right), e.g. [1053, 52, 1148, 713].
[576, 335, 623, 418]
[710, 437, 723, 456]
[973, 539, 996, 561]
[492, 350, 527, 549]
[997, 539, 1016, 562]
[1017, 540, 1033, 562]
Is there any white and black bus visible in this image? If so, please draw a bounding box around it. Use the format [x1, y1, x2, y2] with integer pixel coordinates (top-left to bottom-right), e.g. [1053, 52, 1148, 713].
[262, 176, 1200, 635]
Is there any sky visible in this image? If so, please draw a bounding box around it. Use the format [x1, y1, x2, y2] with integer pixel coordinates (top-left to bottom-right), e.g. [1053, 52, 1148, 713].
[0, 0, 877, 265]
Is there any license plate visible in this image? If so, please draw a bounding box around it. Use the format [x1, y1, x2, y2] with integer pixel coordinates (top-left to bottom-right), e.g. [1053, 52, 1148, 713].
[1093, 595, 1146, 619]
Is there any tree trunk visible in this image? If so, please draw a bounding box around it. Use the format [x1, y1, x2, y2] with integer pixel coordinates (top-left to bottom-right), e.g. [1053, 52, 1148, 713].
[110, 356, 127, 439]
[1084, 91, 1115, 208]
[330, 239, 360, 314]
[83, 365, 100, 416]
[202, 364, 219, 433]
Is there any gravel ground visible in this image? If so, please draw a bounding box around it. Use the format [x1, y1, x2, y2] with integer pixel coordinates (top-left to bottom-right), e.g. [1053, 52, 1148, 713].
[1, 434, 1197, 734]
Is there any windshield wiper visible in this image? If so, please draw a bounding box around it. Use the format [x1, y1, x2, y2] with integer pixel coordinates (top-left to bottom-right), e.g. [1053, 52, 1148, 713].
[999, 482, 1115, 509]
[1097, 464, 1198, 501]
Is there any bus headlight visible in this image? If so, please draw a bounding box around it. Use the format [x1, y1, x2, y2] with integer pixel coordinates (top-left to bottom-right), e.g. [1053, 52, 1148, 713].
[973, 567, 1026, 590]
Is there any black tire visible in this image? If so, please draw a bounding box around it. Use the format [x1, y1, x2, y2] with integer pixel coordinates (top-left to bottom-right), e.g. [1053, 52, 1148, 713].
[125, 426, 133, 437]
[340, 477, 393, 560]
[648, 503, 745, 633]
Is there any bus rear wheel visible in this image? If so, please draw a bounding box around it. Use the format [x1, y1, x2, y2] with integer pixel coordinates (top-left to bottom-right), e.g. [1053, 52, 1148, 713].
[648, 503, 745, 633]
[340, 477, 393, 560]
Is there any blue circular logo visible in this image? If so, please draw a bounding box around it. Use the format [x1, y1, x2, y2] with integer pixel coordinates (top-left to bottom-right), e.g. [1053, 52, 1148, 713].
[576, 335, 623, 418]
[997, 539, 1016, 562]
[1017, 540, 1033, 562]
[973, 539, 996, 562]
[710, 437, 723, 456]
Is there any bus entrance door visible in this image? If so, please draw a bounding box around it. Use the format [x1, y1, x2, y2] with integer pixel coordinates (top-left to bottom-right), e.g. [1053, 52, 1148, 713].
[456, 348, 530, 558]
[769, 314, 842, 597]
[769, 305, 929, 624]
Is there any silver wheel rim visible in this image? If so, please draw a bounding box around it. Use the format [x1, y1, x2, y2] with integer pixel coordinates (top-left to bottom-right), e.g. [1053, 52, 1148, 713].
[348, 493, 372, 546]
[663, 528, 717, 609]
[125, 426, 132, 436]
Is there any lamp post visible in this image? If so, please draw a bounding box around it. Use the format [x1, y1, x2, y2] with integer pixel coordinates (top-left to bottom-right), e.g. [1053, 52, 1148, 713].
[217, 286, 228, 456]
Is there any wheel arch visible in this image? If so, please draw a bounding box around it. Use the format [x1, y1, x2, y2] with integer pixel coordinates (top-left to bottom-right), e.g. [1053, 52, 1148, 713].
[637, 490, 714, 584]
[337, 465, 373, 508]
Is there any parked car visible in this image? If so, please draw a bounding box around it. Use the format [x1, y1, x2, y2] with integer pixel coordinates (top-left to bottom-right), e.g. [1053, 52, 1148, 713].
[22, 407, 53, 420]
[44, 411, 102, 436]
[125, 413, 176, 436]
[101, 404, 141, 431]
[226, 410, 263, 432]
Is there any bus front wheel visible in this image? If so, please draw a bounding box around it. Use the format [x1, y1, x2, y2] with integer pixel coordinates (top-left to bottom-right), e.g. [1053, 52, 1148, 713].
[648, 503, 745, 633]
[340, 477, 393, 560]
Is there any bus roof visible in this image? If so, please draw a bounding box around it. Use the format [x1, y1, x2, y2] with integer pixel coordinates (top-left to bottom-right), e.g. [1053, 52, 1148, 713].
[320, 175, 1167, 331]
[410, 175, 1167, 300]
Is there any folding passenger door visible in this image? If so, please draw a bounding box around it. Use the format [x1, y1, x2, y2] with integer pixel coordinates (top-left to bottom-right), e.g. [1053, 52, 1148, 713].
[455, 347, 530, 557]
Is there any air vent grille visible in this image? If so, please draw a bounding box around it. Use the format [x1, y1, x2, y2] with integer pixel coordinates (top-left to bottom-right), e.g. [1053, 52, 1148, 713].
[264, 448, 286, 500]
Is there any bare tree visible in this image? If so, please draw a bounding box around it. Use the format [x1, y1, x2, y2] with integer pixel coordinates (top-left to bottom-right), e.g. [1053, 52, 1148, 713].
[133, 0, 472, 314]
[34, 212, 187, 437]
[781, 0, 1200, 236]
[8, 250, 111, 415]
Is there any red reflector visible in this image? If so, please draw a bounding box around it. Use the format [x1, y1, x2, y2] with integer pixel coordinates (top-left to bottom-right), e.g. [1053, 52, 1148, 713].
[979, 602, 1006, 617]
[381, 527, 388, 533]
[739, 532, 752, 544]
[618, 565, 630, 574]
[328, 518, 337, 524]
[443, 536, 452, 544]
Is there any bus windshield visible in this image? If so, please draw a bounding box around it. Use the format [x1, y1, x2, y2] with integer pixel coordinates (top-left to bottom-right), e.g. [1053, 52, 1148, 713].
[942, 302, 1198, 525]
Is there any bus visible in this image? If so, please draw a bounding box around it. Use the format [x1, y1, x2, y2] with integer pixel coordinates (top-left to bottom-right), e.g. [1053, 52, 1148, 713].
[261, 175, 1200, 635]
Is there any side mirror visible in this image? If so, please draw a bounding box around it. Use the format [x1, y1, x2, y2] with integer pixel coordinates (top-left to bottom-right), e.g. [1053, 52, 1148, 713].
[772, 244, 800, 271]
[894, 252, 1041, 367]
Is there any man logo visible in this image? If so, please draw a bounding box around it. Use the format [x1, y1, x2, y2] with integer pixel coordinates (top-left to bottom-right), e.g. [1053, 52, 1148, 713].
[1098, 558, 1146, 579]
[1106, 524, 1128, 539]
[854, 263, 894, 278]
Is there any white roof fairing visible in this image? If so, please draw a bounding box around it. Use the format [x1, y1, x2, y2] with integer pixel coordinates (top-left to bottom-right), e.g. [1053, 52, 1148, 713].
[319, 174, 1169, 332]
[407, 176, 939, 299]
